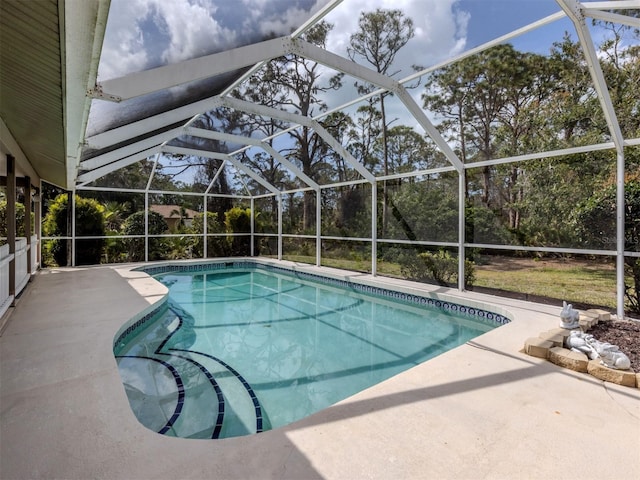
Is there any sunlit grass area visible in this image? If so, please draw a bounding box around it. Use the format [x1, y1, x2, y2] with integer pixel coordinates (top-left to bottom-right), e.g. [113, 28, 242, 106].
[280, 253, 619, 310]
[473, 257, 618, 309]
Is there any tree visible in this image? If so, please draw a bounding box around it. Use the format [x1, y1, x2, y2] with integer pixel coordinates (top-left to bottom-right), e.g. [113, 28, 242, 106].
[575, 176, 640, 313]
[42, 194, 105, 266]
[224, 207, 252, 256]
[121, 210, 168, 262]
[0, 201, 32, 238]
[348, 8, 415, 234]
[191, 211, 225, 257]
[259, 21, 342, 231]
[227, 65, 293, 213]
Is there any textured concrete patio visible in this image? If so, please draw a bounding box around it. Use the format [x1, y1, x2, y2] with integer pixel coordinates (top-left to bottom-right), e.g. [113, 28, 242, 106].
[1, 261, 639, 479]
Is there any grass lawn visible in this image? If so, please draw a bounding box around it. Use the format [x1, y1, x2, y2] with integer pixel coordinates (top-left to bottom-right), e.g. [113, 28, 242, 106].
[278, 253, 621, 310]
[473, 256, 618, 309]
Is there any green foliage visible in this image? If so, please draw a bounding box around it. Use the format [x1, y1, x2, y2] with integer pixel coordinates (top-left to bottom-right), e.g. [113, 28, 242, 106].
[465, 205, 514, 245]
[575, 178, 640, 313]
[121, 211, 168, 261]
[0, 201, 34, 237]
[42, 194, 105, 266]
[224, 207, 252, 256]
[399, 250, 475, 288]
[383, 182, 459, 242]
[191, 211, 226, 257]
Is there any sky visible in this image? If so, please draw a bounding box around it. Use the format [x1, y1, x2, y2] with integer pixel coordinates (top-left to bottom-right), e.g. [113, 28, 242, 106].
[98, 0, 580, 82]
[94, 0, 587, 132]
[90, 0, 635, 189]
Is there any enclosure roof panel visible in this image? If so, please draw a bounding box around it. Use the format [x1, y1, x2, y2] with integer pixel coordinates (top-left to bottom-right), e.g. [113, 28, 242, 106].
[2, 0, 639, 192]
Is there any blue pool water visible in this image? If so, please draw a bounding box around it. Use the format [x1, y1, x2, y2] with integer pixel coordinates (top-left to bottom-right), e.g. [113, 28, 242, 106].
[114, 264, 507, 439]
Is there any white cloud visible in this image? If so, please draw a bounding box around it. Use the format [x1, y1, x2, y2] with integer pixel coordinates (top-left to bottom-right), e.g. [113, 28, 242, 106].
[154, 0, 235, 65]
[302, 1, 469, 128]
[98, 0, 150, 80]
[324, 0, 468, 75]
[99, 0, 330, 81]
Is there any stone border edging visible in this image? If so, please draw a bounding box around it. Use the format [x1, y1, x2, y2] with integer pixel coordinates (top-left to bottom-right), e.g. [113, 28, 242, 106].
[524, 309, 640, 389]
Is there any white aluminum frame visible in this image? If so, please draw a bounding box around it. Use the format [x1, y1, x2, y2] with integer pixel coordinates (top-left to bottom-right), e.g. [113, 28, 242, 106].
[61, 0, 640, 319]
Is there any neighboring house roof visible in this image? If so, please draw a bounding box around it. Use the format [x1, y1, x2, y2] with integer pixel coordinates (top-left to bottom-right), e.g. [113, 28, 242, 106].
[149, 204, 198, 220]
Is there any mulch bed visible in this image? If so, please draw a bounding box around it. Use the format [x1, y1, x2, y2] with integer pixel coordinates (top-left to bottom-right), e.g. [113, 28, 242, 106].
[588, 320, 640, 373]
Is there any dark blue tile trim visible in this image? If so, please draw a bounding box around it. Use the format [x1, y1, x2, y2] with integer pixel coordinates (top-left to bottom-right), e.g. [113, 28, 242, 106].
[136, 261, 511, 327]
[171, 347, 264, 434]
[114, 301, 169, 348]
[115, 355, 185, 435]
[161, 352, 226, 439]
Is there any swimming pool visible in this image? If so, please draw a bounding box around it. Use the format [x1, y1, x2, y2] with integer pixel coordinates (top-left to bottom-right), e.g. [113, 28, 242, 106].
[114, 261, 509, 439]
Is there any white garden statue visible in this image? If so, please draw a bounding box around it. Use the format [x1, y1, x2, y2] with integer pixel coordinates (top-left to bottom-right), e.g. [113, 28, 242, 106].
[564, 330, 631, 370]
[559, 301, 580, 329]
[595, 342, 631, 370]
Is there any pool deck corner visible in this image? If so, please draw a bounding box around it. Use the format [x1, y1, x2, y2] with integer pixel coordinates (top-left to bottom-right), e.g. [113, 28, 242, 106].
[1, 261, 639, 479]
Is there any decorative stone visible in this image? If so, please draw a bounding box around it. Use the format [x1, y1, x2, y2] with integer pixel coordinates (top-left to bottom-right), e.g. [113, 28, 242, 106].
[524, 337, 553, 359]
[548, 347, 589, 372]
[538, 331, 564, 348]
[579, 312, 598, 328]
[579, 318, 593, 330]
[546, 328, 573, 342]
[636, 373, 640, 390]
[587, 309, 611, 321]
[587, 360, 636, 387]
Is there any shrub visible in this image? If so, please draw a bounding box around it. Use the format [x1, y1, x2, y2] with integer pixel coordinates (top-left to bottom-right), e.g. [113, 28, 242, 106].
[42, 194, 105, 266]
[0, 200, 34, 237]
[399, 250, 475, 288]
[575, 179, 640, 313]
[191, 211, 226, 257]
[122, 211, 168, 261]
[224, 207, 251, 256]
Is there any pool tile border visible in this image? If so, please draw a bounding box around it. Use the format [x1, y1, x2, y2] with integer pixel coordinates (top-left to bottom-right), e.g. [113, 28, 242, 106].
[134, 260, 510, 328]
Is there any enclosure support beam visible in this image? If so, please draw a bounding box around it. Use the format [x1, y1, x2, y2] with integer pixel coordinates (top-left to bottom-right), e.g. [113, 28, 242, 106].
[616, 150, 625, 320]
[71, 193, 76, 267]
[558, 0, 626, 319]
[162, 146, 281, 195]
[144, 192, 149, 263]
[316, 189, 321, 267]
[219, 97, 376, 183]
[250, 197, 255, 257]
[80, 127, 184, 171]
[185, 127, 319, 189]
[76, 147, 160, 185]
[278, 196, 283, 261]
[25, 177, 31, 276]
[458, 172, 466, 291]
[371, 182, 378, 277]
[203, 193, 208, 259]
[7, 155, 16, 304]
[35, 181, 42, 270]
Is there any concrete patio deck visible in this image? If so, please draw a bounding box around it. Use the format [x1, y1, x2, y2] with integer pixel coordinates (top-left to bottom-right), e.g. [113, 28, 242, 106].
[1, 261, 639, 480]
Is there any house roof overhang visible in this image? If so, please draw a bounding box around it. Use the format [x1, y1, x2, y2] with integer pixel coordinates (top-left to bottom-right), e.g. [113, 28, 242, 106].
[0, 0, 109, 189]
